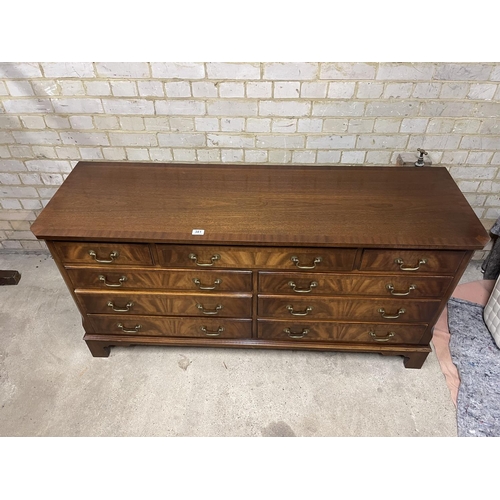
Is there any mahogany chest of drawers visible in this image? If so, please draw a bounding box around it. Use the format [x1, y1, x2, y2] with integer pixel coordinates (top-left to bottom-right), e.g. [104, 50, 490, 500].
[30, 162, 489, 368]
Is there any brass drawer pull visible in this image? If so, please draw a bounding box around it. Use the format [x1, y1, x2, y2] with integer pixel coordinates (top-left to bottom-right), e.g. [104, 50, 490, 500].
[201, 326, 224, 337]
[196, 303, 223, 315]
[291, 256, 322, 270]
[369, 331, 395, 342]
[284, 327, 309, 339]
[117, 323, 141, 333]
[98, 275, 127, 287]
[89, 250, 119, 263]
[107, 301, 133, 312]
[394, 258, 427, 271]
[288, 281, 318, 293]
[193, 278, 222, 290]
[189, 253, 220, 267]
[286, 305, 313, 316]
[378, 308, 405, 319]
[386, 284, 416, 296]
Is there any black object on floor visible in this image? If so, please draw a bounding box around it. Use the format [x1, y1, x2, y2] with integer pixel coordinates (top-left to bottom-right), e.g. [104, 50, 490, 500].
[0, 270, 21, 286]
[482, 216, 500, 280]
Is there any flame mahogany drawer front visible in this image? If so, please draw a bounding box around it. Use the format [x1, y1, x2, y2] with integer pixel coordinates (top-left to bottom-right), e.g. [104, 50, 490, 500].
[156, 245, 357, 271]
[76, 290, 253, 317]
[30, 162, 490, 369]
[359, 249, 466, 274]
[257, 295, 441, 322]
[66, 267, 253, 292]
[53, 241, 154, 266]
[258, 272, 454, 298]
[257, 320, 428, 345]
[88, 315, 252, 339]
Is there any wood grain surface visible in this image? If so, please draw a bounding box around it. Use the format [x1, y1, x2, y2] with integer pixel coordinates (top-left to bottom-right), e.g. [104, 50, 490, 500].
[257, 272, 453, 297]
[359, 249, 466, 273]
[53, 241, 153, 266]
[258, 295, 441, 322]
[66, 267, 253, 292]
[76, 290, 252, 317]
[257, 320, 427, 344]
[88, 314, 252, 339]
[31, 162, 489, 249]
[157, 244, 356, 270]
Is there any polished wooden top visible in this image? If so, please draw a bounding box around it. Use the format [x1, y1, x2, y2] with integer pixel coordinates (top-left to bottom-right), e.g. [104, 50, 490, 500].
[31, 162, 489, 249]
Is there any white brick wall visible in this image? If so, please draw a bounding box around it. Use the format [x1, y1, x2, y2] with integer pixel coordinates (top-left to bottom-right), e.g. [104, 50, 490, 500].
[328, 82, 356, 99]
[264, 63, 317, 80]
[103, 99, 154, 115]
[207, 63, 260, 80]
[53, 98, 103, 114]
[41, 63, 95, 78]
[165, 82, 191, 98]
[321, 63, 376, 80]
[95, 63, 150, 79]
[219, 82, 245, 98]
[0, 62, 499, 254]
[151, 62, 204, 79]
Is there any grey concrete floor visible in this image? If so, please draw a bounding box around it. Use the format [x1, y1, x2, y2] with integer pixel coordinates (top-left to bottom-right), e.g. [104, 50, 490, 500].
[0, 251, 482, 437]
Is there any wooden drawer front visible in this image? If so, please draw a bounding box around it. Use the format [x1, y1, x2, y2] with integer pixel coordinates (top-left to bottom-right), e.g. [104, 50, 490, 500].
[76, 291, 252, 318]
[157, 245, 356, 271]
[88, 315, 252, 339]
[67, 267, 252, 292]
[258, 320, 426, 345]
[54, 241, 153, 266]
[258, 272, 453, 298]
[359, 249, 465, 274]
[258, 295, 440, 322]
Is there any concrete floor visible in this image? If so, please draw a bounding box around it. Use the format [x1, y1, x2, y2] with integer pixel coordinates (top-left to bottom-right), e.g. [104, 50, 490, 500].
[0, 252, 483, 437]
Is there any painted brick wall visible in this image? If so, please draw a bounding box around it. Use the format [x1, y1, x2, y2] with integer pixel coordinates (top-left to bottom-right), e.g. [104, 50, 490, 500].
[0, 62, 499, 256]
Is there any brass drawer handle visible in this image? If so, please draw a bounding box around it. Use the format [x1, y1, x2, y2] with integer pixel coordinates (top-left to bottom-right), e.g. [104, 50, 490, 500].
[196, 303, 223, 315]
[386, 284, 416, 296]
[98, 275, 127, 288]
[369, 331, 395, 342]
[193, 278, 222, 290]
[189, 253, 220, 267]
[107, 301, 133, 312]
[291, 256, 322, 270]
[286, 305, 313, 316]
[378, 308, 405, 319]
[288, 281, 318, 293]
[201, 326, 224, 337]
[394, 258, 427, 271]
[89, 250, 119, 264]
[117, 323, 141, 333]
[284, 327, 309, 339]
